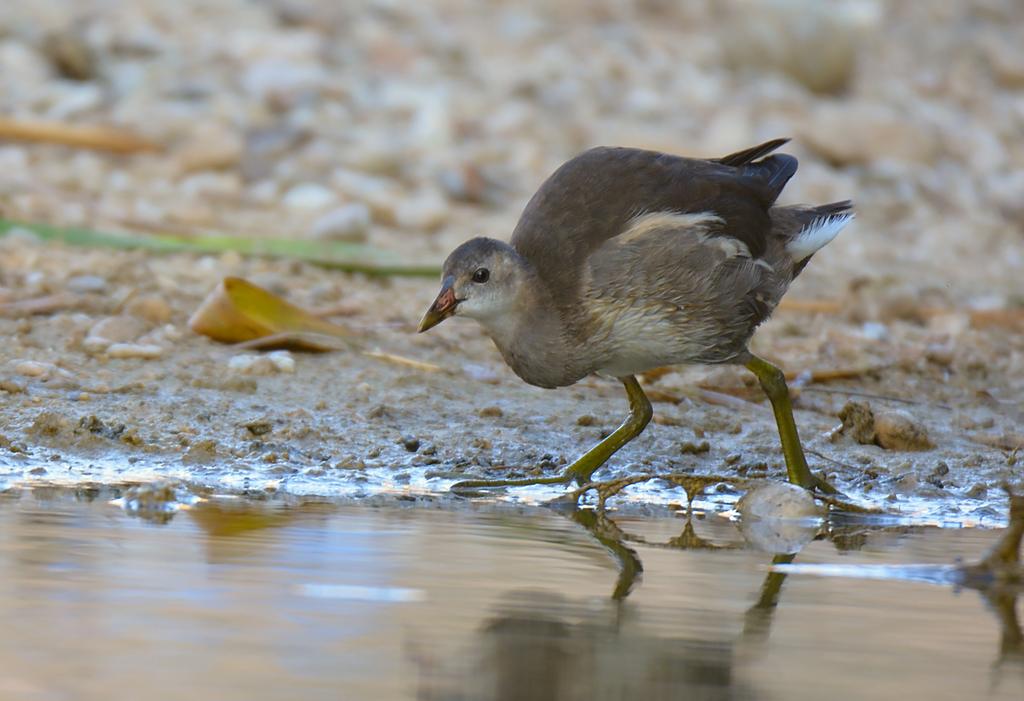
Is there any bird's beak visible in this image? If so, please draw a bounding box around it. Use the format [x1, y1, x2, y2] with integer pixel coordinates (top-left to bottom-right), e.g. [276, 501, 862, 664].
[418, 277, 459, 333]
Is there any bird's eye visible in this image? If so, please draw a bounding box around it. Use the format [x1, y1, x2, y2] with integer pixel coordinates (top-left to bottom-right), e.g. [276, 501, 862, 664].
[472, 268, 490, 283]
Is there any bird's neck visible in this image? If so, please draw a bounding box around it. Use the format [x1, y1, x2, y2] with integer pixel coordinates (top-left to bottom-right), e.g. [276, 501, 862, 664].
[478, 284, 577, 389]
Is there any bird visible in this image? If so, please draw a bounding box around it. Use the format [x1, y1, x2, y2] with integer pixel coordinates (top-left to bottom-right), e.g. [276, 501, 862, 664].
[418, 138, 852, 494]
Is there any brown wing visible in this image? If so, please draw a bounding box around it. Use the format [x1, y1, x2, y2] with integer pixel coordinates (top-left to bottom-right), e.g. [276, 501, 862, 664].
[510, 140, 797, 304]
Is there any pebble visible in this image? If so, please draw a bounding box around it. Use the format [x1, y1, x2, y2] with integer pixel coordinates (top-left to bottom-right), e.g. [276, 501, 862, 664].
[14, 360, 55, 378]
[737, 481, 825, 520]
[308, 203, 372, 242]
[228, 351, 295, 375]
[801, 102, 940, 165]
[874, 410, 934, 451]
[107, 343, 164, 359]
[395, 189, 449, 232]
[177, 123, 244, 173]
[283, 182, 337, 210]
[84, 316, 146, 353]
[126, 296, 173, 324]
[66, 275, 107, 293]
[41, 30, 98, 81]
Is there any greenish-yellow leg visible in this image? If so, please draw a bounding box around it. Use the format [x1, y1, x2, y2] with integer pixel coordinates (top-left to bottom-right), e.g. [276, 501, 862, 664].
[451, 375, 653, 492]
[744, 354, 837, 494]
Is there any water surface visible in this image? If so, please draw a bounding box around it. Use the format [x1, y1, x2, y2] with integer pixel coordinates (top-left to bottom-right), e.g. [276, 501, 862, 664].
[0, 488, 1020, 700]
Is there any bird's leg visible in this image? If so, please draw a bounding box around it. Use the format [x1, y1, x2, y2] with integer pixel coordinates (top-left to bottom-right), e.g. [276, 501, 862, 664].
[450, 376, 652, 492]
[743, 354, 837, 494]
[564, 375, 653, 485]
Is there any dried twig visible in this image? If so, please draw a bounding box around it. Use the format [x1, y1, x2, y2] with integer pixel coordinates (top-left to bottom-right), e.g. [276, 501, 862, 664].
[0, 117, 161, 154]
[363, 350, 443, 372]
[799, 386, 952, 411]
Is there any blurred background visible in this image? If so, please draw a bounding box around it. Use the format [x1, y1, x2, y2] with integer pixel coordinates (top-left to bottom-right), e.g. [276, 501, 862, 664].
[1, 4, 1023, 699]
[1, 0, 1022, 293]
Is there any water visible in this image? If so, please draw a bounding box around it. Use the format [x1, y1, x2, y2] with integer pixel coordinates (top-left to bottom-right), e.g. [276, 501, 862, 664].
[0, 487, 1020, 701]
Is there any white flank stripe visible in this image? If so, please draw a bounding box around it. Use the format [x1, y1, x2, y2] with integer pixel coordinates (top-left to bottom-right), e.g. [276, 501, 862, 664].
[786, 213, 854, 261]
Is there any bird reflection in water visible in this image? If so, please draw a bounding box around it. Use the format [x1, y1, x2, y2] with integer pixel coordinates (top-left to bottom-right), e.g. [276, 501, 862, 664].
[414, 491, 1023, 700]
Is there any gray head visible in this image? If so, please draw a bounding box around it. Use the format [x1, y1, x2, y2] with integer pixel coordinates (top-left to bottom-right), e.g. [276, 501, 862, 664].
[417, 237, 534, 332]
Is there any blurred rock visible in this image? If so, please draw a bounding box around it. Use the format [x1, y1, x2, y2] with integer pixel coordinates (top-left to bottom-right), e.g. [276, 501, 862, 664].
[737, 482, 824, 553]
[177, 123, 244, 173]
[984, 34, 1024, 88]
[309, 203, 372, 242]
[719, 0, 880, 94]
[283, 182, 336, 210]
[126, 295, 173, 325]
[874, 409, 934, 451]
[41, 30, 98, 81]
[241, 125, 308, 181]
[107, 343, 164, 359]
[330, 169, 402, 224]
[395, 189, 449, 232]
[84, 316, 145, 353]
[66, 275, 107, 293]
[228, 351, 295, 375]
[242, 59, 326, 107]
[800, 102, 941, 165]
[834, 401, 934, 451]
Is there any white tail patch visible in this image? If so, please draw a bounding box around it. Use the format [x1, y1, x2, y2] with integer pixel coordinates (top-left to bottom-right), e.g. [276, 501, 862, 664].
[786, 212, 854, 261]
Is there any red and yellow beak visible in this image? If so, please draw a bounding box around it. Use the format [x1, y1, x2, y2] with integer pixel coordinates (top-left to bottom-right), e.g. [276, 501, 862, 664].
[417, 277, 459, 332]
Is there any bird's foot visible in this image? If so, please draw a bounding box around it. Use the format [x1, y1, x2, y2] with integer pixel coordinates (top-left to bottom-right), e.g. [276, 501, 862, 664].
[807, 471, 840, 496]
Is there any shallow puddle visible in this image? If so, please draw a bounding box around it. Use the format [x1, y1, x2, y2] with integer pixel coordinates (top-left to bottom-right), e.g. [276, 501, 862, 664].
[0, 487, 1021, 700]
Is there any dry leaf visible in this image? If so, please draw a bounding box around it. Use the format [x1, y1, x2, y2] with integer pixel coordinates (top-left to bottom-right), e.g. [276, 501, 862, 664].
[189, 277, 353, 349]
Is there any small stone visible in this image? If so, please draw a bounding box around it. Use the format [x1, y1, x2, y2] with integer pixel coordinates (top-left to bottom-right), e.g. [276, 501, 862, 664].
[330, 169, 402, 224]
[183, 439, 218, 465]
[874, 410, 934, 451]
[679, 440, 711, 455]
[107, 343, 164, 359]
[177, 123, 244, 173]
[268, 351, 295, 373]
[283, 182, 336, 210]
[738, 481, 825, 520]
[15, 360, 53, 378]
[245, 418, 273, 436]
[576, 415, 595, 426]
[242, 59, 326, 106]
[0, 378, 26, 394]
[395, 189, 449, 231]
[42, 30, 98, 81]
[966, 483, 988, 499]
[66, 275, 107, 293]
[126, 296, 173, 324]
[835, 401, 877, 445]
[985, 34, 1024, 88]
[479, 406, 504, 418]
[228, 354, 277, 375]
[401, 435, 421, 452]
[84, 316, 145, 352]
[28, 411, 70, 437]
[308, 203, 371, 242]
[228, 352, 295, 375]
[801, 102, 940, 166]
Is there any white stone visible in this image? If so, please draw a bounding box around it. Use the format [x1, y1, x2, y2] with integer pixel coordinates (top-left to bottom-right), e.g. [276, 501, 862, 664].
[283, 182, 337, 210]
[395, 189, 449, 232]
[107, 343, 164, 359]
[309, 203, 372, 242]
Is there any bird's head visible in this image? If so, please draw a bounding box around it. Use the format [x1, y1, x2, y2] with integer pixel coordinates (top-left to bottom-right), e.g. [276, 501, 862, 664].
[417, 237, 532, 333]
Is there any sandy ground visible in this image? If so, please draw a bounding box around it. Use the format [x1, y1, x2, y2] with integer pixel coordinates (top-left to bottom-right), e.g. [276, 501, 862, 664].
[1, 0, 1023, 518]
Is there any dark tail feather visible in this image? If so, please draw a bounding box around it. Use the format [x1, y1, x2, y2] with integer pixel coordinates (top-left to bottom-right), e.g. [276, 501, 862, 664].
[810, 200, 854, 218]
[715, 138, 790, 166]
